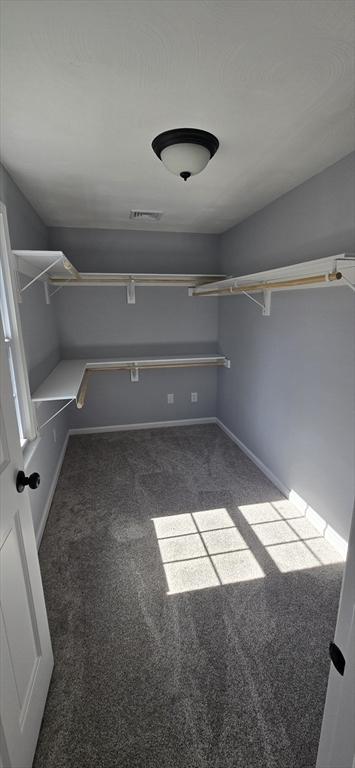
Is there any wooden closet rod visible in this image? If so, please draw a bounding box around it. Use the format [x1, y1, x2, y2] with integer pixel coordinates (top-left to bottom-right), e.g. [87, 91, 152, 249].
[193, 271, 343, 296]
[49, 274, 221, 286]
[76, 360, 225, 409]
[63, 258, 81, 280]
[76, 369, 91, 409]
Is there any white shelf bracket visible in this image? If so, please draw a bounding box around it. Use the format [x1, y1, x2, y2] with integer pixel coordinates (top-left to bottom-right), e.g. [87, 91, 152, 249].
[224, 357, 231, 368]
[242, 289, 271, 316]
[130, 366, 139, 382]
[340, 273, 355, 293]
[48, 285, 63, 300]
[44, 281, 51, 305]
[14, 258, 23, 303]
[20, 254, 64, 293]
[262, 290, 271, 316]
[127, 279, 136, 304]
[44, 282, 64, 304]
[38, 398, 74, 430]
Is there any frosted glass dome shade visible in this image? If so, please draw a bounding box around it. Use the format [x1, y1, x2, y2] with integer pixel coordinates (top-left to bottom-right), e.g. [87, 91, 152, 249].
[152, 129, 219, 180]
[160, 143, 211, 179]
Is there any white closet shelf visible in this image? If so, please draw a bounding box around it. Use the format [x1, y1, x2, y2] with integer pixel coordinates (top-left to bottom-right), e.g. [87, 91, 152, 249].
[13, 249, 224, 288]
[14, 250, 225, 304]
[32, 355, 230, 407]
[14, 250, 80, 284]
[47, 272, 225, 287]
[192, 255, 355, 298]
[32, 360, 87, 402]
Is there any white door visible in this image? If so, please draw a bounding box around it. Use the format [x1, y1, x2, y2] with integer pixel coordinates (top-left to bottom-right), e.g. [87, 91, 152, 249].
[0, 322, 53, 768]
[317, 503, 355, 768]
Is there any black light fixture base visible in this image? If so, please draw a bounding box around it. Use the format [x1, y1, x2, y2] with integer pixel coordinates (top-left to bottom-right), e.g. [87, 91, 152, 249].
[152, 128, 219, 160]
[180, 171, 191, 181]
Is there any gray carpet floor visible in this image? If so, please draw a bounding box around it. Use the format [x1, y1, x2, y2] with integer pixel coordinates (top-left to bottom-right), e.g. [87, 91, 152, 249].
[33, 425, 343, 768]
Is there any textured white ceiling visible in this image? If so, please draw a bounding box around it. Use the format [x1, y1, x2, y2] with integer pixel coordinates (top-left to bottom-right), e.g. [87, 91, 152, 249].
[1, 0, 354, 233]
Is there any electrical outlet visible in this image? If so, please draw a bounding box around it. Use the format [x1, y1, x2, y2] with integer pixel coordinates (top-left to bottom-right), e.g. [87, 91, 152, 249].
[167, 393, 174, 404]
[191, 392, 198, 403]
[52, 427, 57, 443]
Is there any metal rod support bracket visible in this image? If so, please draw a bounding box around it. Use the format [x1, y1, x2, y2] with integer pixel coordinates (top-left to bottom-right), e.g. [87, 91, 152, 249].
[242, 288, 272, 316]
[130, 366, 139, 382]
[48, 285, 63, 299]
[127, 279, 136, 304]
[262, 290, 271, 316]
[44, 282, 64, 303]
[44, 282, 50, 305]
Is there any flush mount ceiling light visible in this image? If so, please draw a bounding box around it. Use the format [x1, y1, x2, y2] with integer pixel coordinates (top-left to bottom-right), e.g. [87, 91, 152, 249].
[152, 128, 219, 181]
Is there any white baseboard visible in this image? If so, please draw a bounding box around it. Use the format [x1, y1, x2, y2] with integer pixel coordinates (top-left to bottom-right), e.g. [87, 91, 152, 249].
[36, 432, 69, 549]
[289, 490, 348, 558]
[68, 417, 216, 435]
[216, 418, 347, 558]
[215, 418, 289, 497]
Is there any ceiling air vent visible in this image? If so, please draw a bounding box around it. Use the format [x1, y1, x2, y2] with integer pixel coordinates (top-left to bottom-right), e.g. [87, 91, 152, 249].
[129, 210, 163, 221]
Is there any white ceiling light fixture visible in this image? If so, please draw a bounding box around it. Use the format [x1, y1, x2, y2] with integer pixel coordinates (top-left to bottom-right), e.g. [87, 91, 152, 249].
[152, 128, 219, 181]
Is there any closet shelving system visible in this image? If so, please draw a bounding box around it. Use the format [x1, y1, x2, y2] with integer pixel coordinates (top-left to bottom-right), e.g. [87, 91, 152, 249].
[192, 254, 355, 315]
[14, 251, 354, 429]
[15, 250, 226, 300]
[14, 250, 230, 429]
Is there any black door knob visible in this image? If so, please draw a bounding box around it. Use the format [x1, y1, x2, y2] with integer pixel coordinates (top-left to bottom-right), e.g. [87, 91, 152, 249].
[16, 471, 41, 493]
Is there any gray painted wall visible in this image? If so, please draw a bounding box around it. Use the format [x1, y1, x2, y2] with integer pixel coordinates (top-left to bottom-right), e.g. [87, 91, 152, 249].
[222, 152, 355, 275]
[68, 367, 217, 430]
[54, 288, 218, 356]
[19, 276, 60, 393]
[49, 227, 219, 274]
[218, 153, 355, 541]
[0, 165, 47, 250]
[0, 164, 69, 538]
[49, 228, 220, 429]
